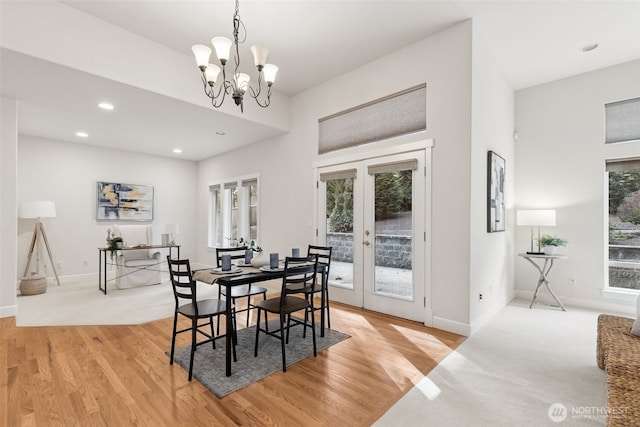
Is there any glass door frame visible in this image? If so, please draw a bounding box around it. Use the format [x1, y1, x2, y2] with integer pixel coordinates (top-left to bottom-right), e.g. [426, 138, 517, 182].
[313, 138, 433, 324]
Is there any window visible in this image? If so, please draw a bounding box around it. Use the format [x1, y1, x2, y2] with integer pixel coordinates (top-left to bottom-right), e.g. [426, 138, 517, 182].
[209, 175, 259, 247]
[607, 160, 640, 291]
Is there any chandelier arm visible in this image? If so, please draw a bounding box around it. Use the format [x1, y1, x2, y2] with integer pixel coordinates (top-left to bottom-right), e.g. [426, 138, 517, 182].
[201, 73, 226, 102]
[200, 70, 232, 109]
[251, 86, 272, 108]
[247, 74, 263, 100]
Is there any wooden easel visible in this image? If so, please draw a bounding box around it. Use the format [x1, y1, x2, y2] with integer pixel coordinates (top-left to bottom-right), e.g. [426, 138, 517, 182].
[23, 220, 61, 286]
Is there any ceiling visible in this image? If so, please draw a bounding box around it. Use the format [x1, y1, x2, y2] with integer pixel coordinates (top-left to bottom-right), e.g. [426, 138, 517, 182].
[2, 1, 639, 161]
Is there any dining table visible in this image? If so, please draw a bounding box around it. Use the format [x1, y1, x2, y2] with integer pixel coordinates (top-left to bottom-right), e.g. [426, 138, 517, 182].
[192, 264, 286, 377]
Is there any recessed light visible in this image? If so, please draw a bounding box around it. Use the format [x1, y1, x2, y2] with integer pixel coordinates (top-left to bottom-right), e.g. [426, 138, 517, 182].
[216, 131, 226, 136]
[98, 102, 114, 110]
[582, 43, 598, 52]
[173, 148, 183, 154]
[75, 131, 89, 138]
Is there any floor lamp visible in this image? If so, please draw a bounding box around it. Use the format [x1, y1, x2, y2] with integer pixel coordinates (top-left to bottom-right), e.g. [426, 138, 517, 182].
[20, 201, 61, 286]
[516, 209, 556, 254]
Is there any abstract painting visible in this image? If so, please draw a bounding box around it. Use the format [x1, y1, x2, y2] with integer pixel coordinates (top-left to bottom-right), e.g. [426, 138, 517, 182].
[487, 151, 505, 232]
[97, 182, 153, 221]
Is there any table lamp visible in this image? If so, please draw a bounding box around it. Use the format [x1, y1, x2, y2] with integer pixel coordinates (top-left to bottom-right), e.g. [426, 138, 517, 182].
[516, 209, 556, 254]
[165, 223, 179, 245]
[20, 200, 61, 286]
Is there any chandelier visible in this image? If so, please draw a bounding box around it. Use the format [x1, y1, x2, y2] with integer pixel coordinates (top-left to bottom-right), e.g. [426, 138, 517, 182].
[191, 0, 278, 112]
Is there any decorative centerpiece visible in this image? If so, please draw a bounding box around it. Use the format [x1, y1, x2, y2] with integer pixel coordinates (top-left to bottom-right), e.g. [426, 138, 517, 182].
[537, 235, 568, 255]
[238, 237, 267, 267]
[106, 228, 124, 260]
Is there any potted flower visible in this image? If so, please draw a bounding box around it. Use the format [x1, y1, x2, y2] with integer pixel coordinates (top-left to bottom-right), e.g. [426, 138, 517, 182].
[238, 237, 267, 266]
[537, 235, 568, 255]
[238, 237, 262, 253]
[106, 229, 124, 260]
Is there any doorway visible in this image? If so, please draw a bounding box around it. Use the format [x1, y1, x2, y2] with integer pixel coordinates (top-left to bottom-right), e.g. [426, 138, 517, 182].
[316, 148, 428, 321]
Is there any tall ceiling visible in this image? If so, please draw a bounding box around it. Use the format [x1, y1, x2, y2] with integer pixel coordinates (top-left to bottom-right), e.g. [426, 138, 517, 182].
[1, 0, 639, 161]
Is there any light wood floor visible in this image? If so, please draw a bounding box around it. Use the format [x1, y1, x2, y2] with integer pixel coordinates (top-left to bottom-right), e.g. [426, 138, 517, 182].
[1, 301, 464, 426]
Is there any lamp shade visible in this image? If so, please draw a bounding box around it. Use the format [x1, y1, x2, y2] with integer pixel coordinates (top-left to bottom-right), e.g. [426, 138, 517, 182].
[165, 224, 179, 234]
[191, 44, 212, 68]
[20, 201, 56, 219]
[516, 210, 556, 227]
[262, 64, 278, 85]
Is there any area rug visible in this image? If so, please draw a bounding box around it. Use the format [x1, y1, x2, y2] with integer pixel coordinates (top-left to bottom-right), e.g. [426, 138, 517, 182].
[172, 320, 350, 398]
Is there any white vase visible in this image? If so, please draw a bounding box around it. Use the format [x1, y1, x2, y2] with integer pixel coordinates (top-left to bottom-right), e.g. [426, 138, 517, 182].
[250, 252, 269, 267]
[543, 245, 557, 255]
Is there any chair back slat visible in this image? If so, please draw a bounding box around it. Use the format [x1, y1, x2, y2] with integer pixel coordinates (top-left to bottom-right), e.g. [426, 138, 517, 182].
[308, 245, 332, 272]
[215, 246, 248, 267]
[281, 255, 318, 307]
[166, 257, 198, 308]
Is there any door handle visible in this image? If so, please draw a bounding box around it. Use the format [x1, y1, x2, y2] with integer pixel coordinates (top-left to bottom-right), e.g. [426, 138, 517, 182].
[363, 240, 370, 246]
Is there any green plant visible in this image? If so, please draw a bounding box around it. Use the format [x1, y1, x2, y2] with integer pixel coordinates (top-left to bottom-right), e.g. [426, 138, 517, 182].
[107, 236, 123, 260]
[538, 235, 568, 247]
[610, 231, 634, 241]
[617, 190, 640, 224]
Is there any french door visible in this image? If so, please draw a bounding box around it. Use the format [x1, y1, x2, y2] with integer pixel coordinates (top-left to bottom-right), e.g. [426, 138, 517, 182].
[316, 149, 428, 322]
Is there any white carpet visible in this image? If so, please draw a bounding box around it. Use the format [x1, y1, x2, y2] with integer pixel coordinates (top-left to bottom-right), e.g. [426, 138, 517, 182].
[16, 266, 280, 326]
[17, 277, 186, 326]
[375, 300, 613, 426]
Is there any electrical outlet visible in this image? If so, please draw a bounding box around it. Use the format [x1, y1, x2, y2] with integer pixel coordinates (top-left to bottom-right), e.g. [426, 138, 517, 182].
[569, 278, 576, 287]
[56, 261, 62, 271]
[478, 293, 483, 301]
[83, 260, 88, 267]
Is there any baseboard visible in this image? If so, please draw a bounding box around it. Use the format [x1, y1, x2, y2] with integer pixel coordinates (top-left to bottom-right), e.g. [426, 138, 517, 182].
[514, 289, 635, 317]
[0, 304, 17, 318]
[432, 316, 471, 337]
[54, 272, 99, 284]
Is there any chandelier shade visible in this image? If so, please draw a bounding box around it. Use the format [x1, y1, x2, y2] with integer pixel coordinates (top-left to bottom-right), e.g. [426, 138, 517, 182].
[192, 0, 278, 112]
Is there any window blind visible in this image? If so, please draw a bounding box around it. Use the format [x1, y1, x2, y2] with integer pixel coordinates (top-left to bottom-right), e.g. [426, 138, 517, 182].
[606, 158, 640, 172]
[318, 84, 426, 154]
[319, 169, 357, 182]
[367, 159, 418, 175]
[605, 97, 640, 144]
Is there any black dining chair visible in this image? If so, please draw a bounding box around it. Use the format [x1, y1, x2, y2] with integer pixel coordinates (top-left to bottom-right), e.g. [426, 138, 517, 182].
[215, 246, 268, 332]
[167, 257, 236, 381]
[304, 245, 332, 336]
[254, 255, 318, 372]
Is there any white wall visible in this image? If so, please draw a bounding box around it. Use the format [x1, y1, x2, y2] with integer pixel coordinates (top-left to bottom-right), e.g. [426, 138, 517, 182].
[198, 21, 477, 334]
[469, 24, 515, 331]
[16, 136, 198, 283]
[0, 97, 18, 317]
[515, 59, 640, 314]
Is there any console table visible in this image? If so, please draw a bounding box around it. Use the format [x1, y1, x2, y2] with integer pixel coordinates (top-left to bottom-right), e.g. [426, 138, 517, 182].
[98, 244, 180, 294]
[519, 253, 567, 311]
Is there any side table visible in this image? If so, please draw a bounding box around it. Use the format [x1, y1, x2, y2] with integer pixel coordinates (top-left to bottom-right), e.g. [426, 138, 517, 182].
[519, 253, 567, 311]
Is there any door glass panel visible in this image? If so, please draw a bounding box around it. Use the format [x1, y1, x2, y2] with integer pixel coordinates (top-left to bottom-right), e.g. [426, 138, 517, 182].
[325, 177, 354, 289]
[373, 170, 413, 299]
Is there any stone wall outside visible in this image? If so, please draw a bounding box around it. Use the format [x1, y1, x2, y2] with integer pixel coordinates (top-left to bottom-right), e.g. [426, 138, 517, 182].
[327, 232, 411, 269]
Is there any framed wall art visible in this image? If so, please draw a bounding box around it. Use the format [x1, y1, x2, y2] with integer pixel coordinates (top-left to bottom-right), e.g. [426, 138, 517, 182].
[96, 181, 154, 221]
[487, 151, 505, 232]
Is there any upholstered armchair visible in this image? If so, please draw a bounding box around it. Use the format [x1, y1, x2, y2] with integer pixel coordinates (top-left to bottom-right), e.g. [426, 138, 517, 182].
[113, 224, 162, 288]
